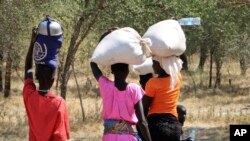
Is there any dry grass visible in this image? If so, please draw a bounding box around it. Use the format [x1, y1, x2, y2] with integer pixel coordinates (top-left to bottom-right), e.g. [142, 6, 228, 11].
[0, 56, 250, 141]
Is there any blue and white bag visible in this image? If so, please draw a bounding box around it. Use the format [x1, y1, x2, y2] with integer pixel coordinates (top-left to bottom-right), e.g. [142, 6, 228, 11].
[33, 16, 63, 69]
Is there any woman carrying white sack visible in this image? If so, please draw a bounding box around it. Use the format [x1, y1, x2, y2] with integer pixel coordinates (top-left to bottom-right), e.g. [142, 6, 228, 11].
[91, 27, 152, 66]
[142, 19, 186, 89]
[90, 27, 152, 141]
[142, 19, 186, 141]
[133, 57, 191, 141]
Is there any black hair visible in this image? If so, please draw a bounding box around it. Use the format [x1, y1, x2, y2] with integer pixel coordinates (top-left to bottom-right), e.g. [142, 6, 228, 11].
[111, 63, 129, 91]
[171, 17, 178, 20]
[111, 63, 129, 73]
[35, 64, 55, 86]
[177, 104, 187, 126]
[152, 60, 169, 77]
[139, 73, 153, 90]
[177, 105, 186, 115]
[99, 27, 119, 42]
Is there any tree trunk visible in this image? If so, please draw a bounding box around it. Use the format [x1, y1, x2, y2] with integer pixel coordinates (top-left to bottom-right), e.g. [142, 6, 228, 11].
[180, 53, 188, 71]
[0, 48, 3, 93]
[60, 1, 105, 99]
[60, 15, 86, 100]
[239, 56, 247, 76]
[4, 45, 12, 97]
[218, 0, 250, 8]
[56, 52, 65, 90]
[72, 63, 85, 122]
[198, 45, 209, 71]
[214, 57, 222, 89]
[213, 39, 224, 89]
[208, 50, 213, 88]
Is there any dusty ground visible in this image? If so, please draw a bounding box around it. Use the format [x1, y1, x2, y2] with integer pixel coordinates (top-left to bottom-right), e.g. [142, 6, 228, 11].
[0, 91, 249, 141]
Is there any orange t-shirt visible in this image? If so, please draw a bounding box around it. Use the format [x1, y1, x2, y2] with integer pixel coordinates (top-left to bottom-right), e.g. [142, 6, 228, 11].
[145, 74, 182, 118]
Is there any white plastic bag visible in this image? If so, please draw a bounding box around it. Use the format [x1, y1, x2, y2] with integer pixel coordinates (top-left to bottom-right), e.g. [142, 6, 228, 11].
[143, 19, 186, 57]
[91, 27, 152, 66]
[132, 57, 154, 75]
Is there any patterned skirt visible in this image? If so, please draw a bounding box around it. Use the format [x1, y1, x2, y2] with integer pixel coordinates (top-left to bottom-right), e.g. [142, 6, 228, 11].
[103, 119, 142, 141]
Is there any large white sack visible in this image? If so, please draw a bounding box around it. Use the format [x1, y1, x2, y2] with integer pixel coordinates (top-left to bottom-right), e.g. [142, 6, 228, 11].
[143, 19, 186, 57]
[132, 57, 154, 75]
[91, 27, 152, 66]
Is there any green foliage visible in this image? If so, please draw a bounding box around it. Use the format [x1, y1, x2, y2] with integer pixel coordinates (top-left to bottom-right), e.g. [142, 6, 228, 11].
[0, 0, 249, 89]
[0, 0, 83, 68]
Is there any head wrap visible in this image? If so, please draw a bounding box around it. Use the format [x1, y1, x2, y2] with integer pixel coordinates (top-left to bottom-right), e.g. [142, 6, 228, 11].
[153, 56, 183, 89]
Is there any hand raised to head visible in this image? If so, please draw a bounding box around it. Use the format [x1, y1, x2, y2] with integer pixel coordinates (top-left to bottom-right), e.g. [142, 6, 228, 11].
[30, 27, 37, 44]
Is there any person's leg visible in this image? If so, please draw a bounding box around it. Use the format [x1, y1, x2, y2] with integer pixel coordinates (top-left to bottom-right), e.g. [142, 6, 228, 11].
[148, 114, 182, 141]
[136, 125, 145, 141]
[158, 122, 182, 141]
[147, 115, 162, 141]
[148, 123, 161, 141]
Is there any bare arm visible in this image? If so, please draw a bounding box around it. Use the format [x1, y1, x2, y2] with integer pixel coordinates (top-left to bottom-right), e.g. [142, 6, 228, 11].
[24, 27, 37, 80]
[90, 62, 102, 81]
[142, 95, 153, 117]
[135, 100, 152, 141]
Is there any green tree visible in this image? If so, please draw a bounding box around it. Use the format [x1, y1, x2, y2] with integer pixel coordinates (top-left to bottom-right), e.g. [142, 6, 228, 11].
[0, 0, 71, 97]
[0, 0, 31, 97]
[60, 0, 110, 99]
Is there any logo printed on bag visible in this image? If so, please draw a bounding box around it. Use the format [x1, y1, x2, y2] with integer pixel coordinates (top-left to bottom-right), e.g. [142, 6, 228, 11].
[34, 42, 47, 62]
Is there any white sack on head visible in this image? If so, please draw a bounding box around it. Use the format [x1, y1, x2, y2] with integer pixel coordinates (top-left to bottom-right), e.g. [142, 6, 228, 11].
[91, 27, 152, 66]
[143, 19, 186, 57]
[153, 56, 183, 89]
[132, 57, 154, 75]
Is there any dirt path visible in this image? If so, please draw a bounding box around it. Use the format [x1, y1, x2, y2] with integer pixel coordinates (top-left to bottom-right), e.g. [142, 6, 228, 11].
[182, 126, 228, 141]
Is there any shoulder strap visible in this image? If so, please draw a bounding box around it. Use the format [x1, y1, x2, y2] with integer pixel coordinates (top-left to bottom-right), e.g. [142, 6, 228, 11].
[46, 16, 51, 36]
